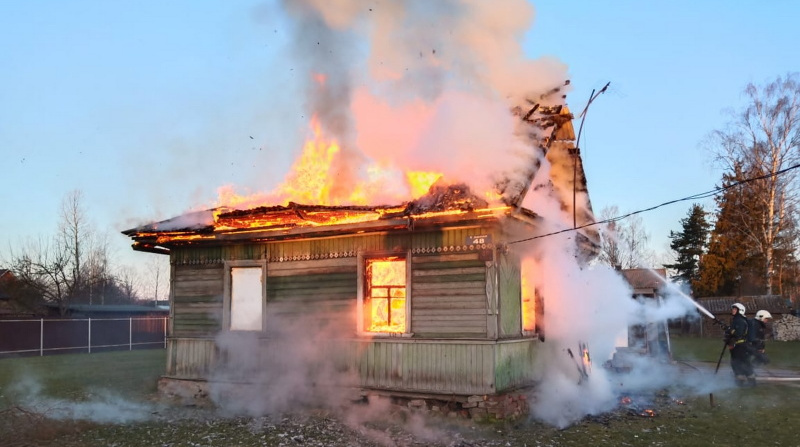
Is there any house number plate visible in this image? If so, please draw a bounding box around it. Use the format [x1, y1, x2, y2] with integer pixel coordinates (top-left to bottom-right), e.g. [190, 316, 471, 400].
[466, 234, 492, 245]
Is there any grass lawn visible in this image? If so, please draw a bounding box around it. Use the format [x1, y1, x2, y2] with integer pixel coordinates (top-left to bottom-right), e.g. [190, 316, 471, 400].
[670, 337, 800, 367]
[0, 342, 799, 446]
[0, 349, 165, 406]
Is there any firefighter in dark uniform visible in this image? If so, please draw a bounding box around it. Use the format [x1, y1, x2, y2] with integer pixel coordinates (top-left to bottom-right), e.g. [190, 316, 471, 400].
[748, 310, 773, 367]
[726, 303, 754, 386]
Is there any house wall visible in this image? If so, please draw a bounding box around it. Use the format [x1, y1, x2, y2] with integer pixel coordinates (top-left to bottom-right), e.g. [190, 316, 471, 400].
[164, 224, 539, 395]
[164, 337, 539, 395]
[497, 250, 522, 338]
[411, 252, 489, 338]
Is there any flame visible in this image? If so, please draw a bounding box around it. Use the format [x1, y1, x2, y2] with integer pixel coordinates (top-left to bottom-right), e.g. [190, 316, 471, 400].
[581, 346, 591, 373]
[640, 409, 656, 417]
[156, 233, 213, 244]
[273, 116, 342, 205]
[521, 257, 535, 331]
[366, 257, 406, 333]
[406, 171, 442, 198]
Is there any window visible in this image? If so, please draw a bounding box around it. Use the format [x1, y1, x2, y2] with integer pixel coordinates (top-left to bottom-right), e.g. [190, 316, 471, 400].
[362, 256, 407, 334]
[224, 261, 265, 332]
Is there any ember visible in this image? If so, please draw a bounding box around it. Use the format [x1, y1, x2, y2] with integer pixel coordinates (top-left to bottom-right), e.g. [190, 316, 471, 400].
[566, 342, 591, 383]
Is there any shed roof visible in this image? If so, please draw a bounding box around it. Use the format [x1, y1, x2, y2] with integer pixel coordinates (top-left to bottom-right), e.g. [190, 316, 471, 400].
[620, 268, 668, 295]
[695, 296, 791, 314]
[44, 303, 169, 314]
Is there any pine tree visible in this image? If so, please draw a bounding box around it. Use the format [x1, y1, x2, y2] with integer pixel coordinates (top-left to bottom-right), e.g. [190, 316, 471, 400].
[694, 164, 766, 296]
[664, 204, 710, 284]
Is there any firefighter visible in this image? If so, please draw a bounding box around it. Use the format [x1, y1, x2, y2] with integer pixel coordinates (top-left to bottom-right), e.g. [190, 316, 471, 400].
[748, 310, 773, 367]
[725, 303, 754, 386]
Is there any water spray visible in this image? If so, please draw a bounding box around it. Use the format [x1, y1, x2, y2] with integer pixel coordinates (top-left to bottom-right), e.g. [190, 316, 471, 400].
[642, 268, 728, 330]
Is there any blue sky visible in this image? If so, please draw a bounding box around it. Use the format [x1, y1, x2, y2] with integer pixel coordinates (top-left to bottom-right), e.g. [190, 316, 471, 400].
[1, 1, 798, 274]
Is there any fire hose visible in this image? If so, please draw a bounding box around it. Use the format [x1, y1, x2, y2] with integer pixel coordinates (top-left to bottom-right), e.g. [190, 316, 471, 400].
[681, 295, 731, 374]
[638, 282, 737, 375]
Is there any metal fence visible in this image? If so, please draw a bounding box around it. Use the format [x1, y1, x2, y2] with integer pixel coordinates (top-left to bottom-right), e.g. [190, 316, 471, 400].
[0, 317, 168, 358]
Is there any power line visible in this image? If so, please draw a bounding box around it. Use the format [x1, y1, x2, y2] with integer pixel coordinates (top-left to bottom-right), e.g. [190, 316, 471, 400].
[508, 162, 800, 245]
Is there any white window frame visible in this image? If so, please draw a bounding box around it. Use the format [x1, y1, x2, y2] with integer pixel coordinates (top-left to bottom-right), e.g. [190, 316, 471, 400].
[223, 260, 267, 332]
[357, 250, 412, 337]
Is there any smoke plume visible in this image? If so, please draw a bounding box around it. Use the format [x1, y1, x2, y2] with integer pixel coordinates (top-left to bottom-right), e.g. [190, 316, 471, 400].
[218, 0, 571, 208]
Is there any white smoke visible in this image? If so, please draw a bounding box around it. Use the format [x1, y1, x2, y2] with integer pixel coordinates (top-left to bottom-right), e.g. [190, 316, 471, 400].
[6, 373, 155, 424]
[208, 314, 359, 416]
[517, 162, 719, 427]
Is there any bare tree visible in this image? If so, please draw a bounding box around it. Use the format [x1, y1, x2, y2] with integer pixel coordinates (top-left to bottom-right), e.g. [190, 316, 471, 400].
[9, 237, 73, 314]
[596, 205, 655, 269]
[597, 206, 623, 268]
[711, 73, 800, 294]
[145, 255, 168, 304]
[115, 266, 140, 303]
[58, 189, 88, 297]
[85, 233, 111, 305]
[8, 190, 106, 314]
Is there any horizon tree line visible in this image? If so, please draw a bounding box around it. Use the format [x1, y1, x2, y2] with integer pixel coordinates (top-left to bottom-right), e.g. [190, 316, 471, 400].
[3, 190, 167, 315]
[665, 73, 800, 300]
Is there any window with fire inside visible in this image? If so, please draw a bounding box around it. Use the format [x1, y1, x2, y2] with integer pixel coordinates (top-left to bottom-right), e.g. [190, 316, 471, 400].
[361, 255, 409, 335]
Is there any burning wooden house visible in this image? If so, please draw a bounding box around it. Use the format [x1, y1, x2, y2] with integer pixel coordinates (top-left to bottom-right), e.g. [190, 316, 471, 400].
[123, 103, 597, 409]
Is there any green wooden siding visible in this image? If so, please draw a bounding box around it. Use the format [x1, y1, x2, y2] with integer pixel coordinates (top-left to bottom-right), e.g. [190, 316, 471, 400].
[494, 339, 538, 391]
[171, 263, 223, 337]
[166, 338, 218, 379]
[166, 336, 539, 395]
[265, 257, 358, 334]
[498, 251, 522, 338]
[410, 252, 488, 337]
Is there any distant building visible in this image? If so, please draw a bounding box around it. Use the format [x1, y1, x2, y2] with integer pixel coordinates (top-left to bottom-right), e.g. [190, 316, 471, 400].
[42, 303, 169, 319]
[619, 268, 671, 358]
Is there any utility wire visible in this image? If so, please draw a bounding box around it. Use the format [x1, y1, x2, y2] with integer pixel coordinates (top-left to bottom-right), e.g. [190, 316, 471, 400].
[508, 162, 800, 245]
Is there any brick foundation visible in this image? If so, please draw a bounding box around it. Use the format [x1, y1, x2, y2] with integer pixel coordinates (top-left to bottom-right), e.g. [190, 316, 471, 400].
[388, 392, 530, 421]
[159, 376, 531, 420]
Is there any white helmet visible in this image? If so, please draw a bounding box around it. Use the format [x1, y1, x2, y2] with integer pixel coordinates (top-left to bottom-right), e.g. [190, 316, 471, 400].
[755, 310, 773, 321]
[732, 303, 746, 315]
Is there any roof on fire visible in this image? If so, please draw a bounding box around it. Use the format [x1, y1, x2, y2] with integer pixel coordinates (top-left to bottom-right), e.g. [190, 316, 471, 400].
[123, 88, 598, 256]
[122, 183, 540, 255]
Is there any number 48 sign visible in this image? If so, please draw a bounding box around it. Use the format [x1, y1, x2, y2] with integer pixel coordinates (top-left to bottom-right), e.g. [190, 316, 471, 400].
[466, 234, 492, 245]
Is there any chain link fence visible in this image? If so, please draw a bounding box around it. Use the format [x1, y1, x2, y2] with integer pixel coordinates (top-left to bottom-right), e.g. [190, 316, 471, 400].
[0, 316, 168, 358]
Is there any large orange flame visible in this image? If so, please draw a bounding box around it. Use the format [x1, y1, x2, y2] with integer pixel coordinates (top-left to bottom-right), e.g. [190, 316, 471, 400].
[366, 257, 406, 333]
[406, 171, 442, 198]
[273, 116, 342, 205]
[212, 115, 445, 212]
[521, 258, 535, 331]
